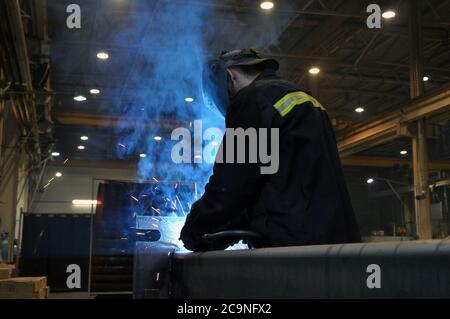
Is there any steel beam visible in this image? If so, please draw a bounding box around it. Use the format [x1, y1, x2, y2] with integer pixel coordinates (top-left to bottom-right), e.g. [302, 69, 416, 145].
[341, 156, 450, 170]
[409, 0, 432, 240]
[168, 240, 450, 298]
[53, 111, 185, 131]
[51, 156, 450, 171]
[336, 83, 450, 156]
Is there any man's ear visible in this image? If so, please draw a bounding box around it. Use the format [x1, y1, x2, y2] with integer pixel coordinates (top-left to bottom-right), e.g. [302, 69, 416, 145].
[226, 69, 235, 82]
[226, 69, 236, 95]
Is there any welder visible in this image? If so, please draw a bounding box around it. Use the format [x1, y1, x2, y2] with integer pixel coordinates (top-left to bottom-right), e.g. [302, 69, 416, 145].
[180, 49, 361, 251]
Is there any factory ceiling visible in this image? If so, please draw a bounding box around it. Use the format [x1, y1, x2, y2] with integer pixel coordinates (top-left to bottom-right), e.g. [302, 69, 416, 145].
[43, 0, 450, 164]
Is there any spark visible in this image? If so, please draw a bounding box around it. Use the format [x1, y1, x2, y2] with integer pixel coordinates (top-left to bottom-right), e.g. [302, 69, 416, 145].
[130, 195, 139, 202]
[63, 158, 69, 165]
[151, 207, 160, 214]
[118, 143, 126, 148]
[194, 182, 198, 199]
[43, 177, 55, 189]
[152, 177, 159, 183]
[176, 195, 186, 215]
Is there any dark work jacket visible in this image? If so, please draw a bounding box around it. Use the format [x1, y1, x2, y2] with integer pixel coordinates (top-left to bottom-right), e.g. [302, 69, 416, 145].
[180, 70, 361, 251]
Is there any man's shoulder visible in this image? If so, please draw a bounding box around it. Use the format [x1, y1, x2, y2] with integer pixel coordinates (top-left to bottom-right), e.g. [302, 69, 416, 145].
[250, 77, 307, 108]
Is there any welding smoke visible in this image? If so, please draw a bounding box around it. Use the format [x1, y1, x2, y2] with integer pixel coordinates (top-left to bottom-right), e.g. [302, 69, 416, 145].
[107, 0, 294, 245]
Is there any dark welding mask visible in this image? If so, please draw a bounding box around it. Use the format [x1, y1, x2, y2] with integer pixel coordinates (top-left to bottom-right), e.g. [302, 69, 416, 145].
[202, 49, 279, 117]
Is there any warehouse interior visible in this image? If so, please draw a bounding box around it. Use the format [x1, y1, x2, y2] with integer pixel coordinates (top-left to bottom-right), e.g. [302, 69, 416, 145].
[1, 0, 450, 299]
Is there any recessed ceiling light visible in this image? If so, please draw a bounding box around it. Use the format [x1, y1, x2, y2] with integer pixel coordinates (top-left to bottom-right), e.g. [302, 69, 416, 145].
[382, 10, 396, 19]
[355, 107, 365, 113]
[51, 152, 60, 157]
[55, 172, 62, 178]
[309, 67, 320, 75]
[77, 145, 85, 150]
[400, 150, 408, 155]
[97, 52, 109, 60]
[185, 97, 194, 103]
[80, 136, 89, 141]
[139, 153, 147, 158]
[154, 136, 162, 141]
[367, 178, 374, 184]
[423, 76, 429, 82]
[73, 95, 87, 102]
[90, 89, 100, 94]
[260, 1, 274, 10]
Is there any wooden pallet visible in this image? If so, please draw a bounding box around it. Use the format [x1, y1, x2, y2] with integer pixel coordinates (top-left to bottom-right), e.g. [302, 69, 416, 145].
[0, 276, 49, 299]
[0, 264, 15, 280]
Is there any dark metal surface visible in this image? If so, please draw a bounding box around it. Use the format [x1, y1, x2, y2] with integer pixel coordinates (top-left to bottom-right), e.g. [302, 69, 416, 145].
[170, 239, 450, 298]
[133, 241, 177, 299]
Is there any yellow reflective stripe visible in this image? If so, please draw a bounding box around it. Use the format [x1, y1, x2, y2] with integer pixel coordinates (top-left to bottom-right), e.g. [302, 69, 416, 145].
[274, 91, 325, 117]
[273, 92, 307, 110]
[280, 97, 310, 117]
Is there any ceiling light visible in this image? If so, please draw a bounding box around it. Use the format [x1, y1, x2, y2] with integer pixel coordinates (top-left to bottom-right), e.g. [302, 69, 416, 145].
[90, 89, 100, 94]
[139, 153, 147, 158]
[72, 199, 99, 206]
[97, 52, 109, 60]
[154, 136, 162, 141]
[185, 97, 194, 103]
[73, 95, 87, 102]
[382, 10, 396, 19]
[55, 172, 62, 178]
[355, 107, 365, 113]
[423, 76, 429, 82]
[400, 150, 408, 155]
[80, 136, 89, 141]
[309, 67, 320, 75]
[260, 1, 274, 10]
[77, 145, 85, 150]
[194, 155, 202, 160]
[51, 152, 60, 157]
[367, 178, 374, 184]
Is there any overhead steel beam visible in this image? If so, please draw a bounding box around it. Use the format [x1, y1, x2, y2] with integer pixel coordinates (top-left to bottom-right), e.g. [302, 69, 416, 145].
[268, 52, 450, 77]
[53, 111, 183, 131]
[287, 1, 357, 53]
[56, 158, 137, 170]
[341, 156, 450, 170]
[336, 83, 450, 156]
[166, 0, 366, 19]
[50, 156, 450, 171]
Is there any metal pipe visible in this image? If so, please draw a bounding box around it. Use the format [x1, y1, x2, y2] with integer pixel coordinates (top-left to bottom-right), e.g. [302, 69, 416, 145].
[167, 239, 450, 298]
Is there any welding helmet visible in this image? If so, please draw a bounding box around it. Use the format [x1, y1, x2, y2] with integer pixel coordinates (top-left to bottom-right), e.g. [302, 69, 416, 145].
[202, 49, 279, 117]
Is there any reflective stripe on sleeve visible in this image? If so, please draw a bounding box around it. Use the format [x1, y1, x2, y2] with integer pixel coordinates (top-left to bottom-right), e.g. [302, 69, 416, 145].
[273, 91, 325, 117]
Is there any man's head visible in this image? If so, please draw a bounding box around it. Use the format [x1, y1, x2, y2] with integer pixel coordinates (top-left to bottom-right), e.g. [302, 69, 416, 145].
[226, 64, 267, 96]
[202, 49, 279, 116]
[220, 49, 279, 96]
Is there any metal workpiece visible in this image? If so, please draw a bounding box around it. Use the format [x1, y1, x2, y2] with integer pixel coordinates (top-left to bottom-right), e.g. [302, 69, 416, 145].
[133, 241, 178, 299]
[169, 240, 450, 299]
